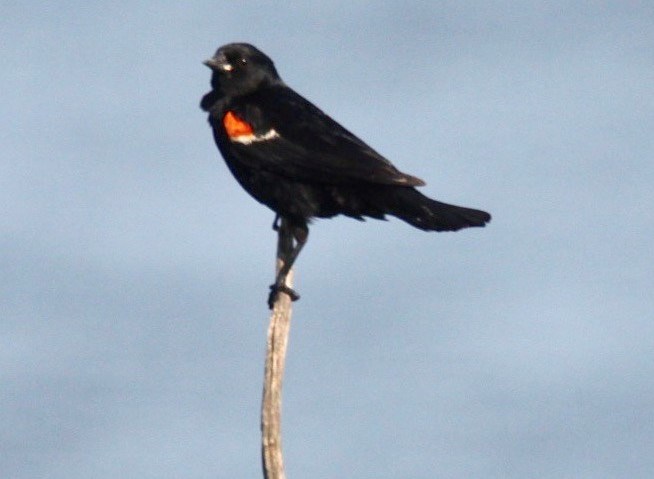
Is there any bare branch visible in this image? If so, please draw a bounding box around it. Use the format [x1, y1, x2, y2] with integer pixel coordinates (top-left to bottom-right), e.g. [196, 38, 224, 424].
[261, 219, 295, 479]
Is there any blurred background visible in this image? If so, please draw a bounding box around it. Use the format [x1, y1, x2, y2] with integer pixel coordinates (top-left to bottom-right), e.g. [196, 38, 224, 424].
[2, 2, 653, 478]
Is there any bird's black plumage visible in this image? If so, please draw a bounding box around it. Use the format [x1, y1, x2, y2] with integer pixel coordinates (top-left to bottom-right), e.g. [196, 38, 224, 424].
[201, 43, 491, 306]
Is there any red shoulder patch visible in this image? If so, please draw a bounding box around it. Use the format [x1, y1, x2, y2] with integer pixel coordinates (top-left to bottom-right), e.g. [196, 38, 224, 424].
[223, 111, 254, 138]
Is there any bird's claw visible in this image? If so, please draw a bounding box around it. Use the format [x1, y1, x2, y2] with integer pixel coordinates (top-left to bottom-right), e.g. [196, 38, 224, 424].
[268, 283, 300, 309]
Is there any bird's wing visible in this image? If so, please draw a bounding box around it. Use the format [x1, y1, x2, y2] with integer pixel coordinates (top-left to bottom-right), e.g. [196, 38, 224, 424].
[218, 86, 426, 187]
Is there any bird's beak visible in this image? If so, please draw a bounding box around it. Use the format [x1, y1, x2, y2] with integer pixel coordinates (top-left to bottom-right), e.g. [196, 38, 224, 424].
[203, 56, 233, 72]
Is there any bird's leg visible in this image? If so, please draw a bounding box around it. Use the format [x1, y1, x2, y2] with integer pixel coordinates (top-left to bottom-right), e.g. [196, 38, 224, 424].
[268, 222, 308, 309]
[271, 214, 281, 231]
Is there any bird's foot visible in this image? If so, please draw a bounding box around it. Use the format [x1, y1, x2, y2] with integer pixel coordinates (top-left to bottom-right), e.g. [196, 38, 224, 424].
[268, 283, 300, 309]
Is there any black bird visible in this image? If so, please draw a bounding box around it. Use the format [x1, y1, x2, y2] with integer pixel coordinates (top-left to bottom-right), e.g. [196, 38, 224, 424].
[201, 43, 491, 308]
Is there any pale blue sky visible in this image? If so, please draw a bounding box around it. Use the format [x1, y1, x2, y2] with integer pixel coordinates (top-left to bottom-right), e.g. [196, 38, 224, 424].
[2, 2, 653, 478]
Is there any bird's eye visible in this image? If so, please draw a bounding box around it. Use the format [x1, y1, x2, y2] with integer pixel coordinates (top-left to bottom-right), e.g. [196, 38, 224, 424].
[240, 58, 248, 66]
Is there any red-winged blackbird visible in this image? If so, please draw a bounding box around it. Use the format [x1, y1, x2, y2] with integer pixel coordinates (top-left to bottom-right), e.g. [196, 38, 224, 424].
[201, 43, 491, 307]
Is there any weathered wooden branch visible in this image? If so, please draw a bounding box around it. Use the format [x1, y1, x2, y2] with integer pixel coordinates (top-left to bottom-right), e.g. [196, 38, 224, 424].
[261, 219, 295, 479]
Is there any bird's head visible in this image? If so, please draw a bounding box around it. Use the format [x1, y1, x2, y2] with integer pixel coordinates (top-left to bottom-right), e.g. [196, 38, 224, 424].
[204, 43, 282, 97]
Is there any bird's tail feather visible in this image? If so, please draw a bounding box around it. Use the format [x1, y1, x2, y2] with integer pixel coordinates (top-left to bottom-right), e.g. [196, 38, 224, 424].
[383, 187, 491, 232]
